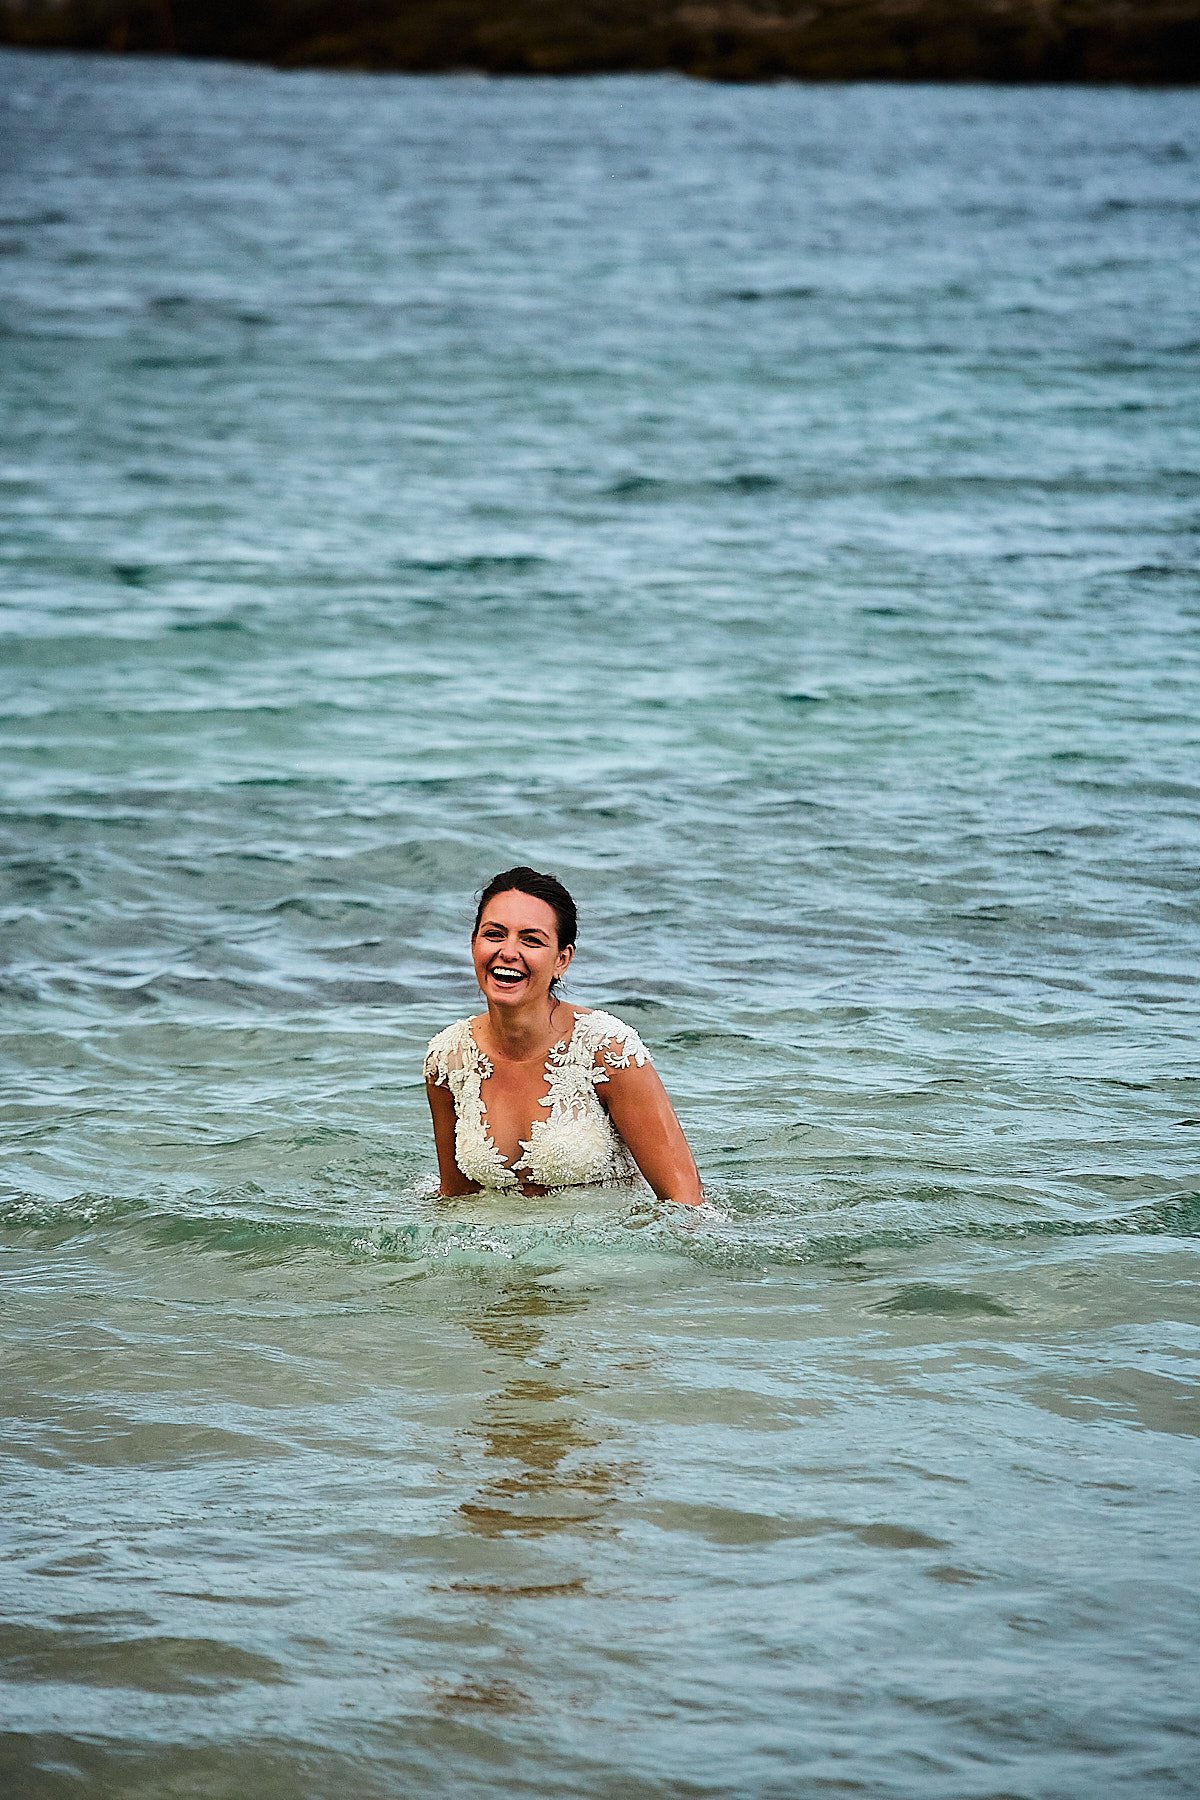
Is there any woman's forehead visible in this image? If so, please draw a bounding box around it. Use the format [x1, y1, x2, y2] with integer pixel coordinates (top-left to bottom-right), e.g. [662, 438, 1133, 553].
[476, 891, 557, 934]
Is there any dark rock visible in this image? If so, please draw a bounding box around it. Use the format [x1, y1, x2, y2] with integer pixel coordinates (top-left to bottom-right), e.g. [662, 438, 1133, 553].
[1, 0, 1198, 83]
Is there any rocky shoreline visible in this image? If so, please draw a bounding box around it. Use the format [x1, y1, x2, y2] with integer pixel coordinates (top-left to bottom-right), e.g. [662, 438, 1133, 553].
[2, 0, 1198, 83]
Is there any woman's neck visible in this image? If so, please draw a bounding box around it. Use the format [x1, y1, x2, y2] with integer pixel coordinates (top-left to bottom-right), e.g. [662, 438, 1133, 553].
[482, 996, 564, 1063]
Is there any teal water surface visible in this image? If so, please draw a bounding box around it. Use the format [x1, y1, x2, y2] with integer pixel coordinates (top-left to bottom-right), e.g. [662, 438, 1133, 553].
[2, 49, 1199, 1798]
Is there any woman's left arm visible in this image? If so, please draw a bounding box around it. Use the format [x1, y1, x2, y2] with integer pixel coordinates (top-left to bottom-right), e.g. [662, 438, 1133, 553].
[601, 1057, 703, 1207]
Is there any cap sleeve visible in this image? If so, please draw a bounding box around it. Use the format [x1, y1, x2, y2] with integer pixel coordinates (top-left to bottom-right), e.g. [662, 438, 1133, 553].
[424, 1019, 472, 1087]
[576, 1010, 651, 1085]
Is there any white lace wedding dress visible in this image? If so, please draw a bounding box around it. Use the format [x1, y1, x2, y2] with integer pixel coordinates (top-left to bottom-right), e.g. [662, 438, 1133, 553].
[423, 1008, 650, 1191]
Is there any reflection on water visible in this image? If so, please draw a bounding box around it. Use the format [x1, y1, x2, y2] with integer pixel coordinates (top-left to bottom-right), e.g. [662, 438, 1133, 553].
[458, 1286, 636, 1540]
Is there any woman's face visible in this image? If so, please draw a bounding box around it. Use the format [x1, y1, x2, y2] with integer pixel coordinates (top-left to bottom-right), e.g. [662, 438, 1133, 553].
[472, 890, 572, 1011]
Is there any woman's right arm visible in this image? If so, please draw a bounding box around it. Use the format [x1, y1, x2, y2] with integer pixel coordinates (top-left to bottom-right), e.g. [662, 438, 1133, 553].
[425, 1078, 480, 1197]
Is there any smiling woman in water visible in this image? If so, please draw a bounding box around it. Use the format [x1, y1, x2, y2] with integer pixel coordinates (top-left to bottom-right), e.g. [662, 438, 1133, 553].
[424, 866, 703, 1206]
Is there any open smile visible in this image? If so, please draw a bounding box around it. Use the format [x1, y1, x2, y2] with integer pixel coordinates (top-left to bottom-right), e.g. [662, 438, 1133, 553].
[489, 965, 529, 987]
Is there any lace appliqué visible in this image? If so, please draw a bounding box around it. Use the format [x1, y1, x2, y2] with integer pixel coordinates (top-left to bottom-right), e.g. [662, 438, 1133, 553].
[424, 1019, 514, 1188]
[424, 1010, 650, 1192]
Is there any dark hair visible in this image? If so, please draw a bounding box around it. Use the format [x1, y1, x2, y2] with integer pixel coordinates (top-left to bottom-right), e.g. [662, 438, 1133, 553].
[473, 867, 578, 995]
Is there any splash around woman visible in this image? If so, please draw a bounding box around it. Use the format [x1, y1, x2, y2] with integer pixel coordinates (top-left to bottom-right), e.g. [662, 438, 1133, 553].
[424, 867, 704, 1206]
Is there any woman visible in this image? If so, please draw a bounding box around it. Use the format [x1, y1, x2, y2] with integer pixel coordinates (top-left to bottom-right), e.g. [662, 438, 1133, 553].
[425, 866, 703, 1206]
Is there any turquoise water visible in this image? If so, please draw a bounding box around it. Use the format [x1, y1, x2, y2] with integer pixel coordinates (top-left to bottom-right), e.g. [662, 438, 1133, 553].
[2, 48, 1199, 1797]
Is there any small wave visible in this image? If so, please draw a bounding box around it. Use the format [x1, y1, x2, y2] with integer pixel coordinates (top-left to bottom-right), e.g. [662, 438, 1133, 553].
[662, 1027, 757, 1049]
[1126, 564, 1187, 581]
[719, 285, 819, 303]
[145, 293, 273, 327]
[108, 971, 423, 1011]
[168, 616, 254, 634]
[1090, 197, 1200, 218]
[603, 995, 672, 1014]
[0, 209, 69, 228]
[870, 1284, 1016, 1319]
[0, 858, 84, 897]
[605, 472, 781, 499]
[395, 553, 547, 572]
[3, 1190, 1198, 1282]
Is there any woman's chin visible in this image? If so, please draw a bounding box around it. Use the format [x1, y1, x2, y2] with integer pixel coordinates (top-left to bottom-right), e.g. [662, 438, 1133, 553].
[484, 978, 533, 1004]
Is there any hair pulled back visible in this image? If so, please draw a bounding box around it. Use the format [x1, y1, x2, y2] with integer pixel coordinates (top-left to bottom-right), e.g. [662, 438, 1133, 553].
[473, 867, 578, 996]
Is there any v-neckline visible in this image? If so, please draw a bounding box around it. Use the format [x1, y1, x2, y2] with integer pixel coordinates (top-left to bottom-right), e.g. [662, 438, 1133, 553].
[468, 1013, 581, 1175]
[468, 1012, 577, 1078]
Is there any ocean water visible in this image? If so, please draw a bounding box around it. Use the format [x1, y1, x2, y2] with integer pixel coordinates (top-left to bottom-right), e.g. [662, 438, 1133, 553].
[2, 46, 1199, 1797]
